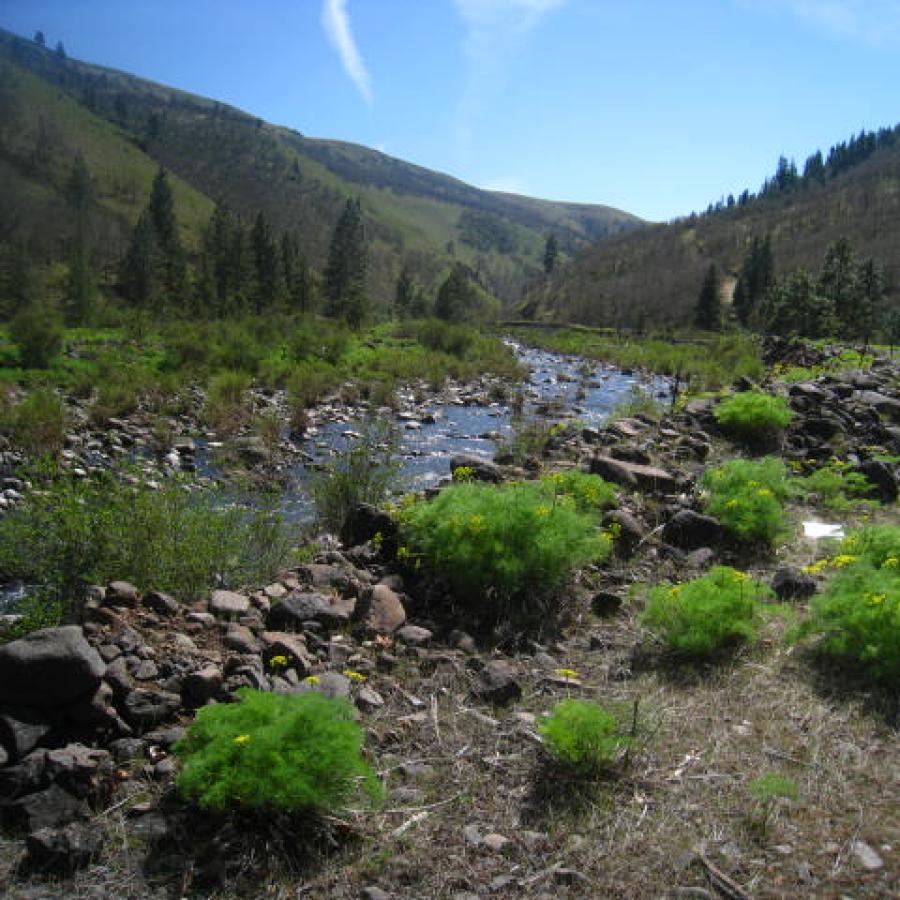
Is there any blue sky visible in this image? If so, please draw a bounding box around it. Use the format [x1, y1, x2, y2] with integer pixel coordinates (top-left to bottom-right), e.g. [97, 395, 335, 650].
[1, 0, 899, 221]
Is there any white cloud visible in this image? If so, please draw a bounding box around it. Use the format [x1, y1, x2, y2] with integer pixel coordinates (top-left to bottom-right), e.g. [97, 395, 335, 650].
[744, 0, 900, 47]
[321, 0, 373, 105]
[453, 0, 567, 158]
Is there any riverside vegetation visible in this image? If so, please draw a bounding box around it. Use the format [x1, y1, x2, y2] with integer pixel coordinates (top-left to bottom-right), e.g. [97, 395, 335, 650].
[0, 327, 896, 898]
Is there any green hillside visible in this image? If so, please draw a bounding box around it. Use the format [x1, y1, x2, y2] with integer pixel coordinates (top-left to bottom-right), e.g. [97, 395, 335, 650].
[0, 27, 642, 308]
[524, 127, 900, 328]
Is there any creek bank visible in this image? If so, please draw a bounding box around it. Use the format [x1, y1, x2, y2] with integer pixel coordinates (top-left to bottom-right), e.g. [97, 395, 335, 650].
[0, 337, 897, 894]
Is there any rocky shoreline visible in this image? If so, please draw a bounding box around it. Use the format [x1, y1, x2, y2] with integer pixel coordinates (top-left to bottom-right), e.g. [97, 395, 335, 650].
[0, 338, 897, 898]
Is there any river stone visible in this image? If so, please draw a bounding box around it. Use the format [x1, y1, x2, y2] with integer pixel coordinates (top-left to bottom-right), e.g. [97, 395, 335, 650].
[662, 509, 723, 550]
[267, 591, 347, 631]
[104, 581, 139, 608]
[340, 502, 397, 550]
[45, 745, 112, 799]
[449, 453, 503, 483]
[142, 590, 178, 617]
[395, 625, 433, 646]
[121, 689, 181, 729]
[0, 627, 106, 708]
[471, 660, 522, 705]
[182, 666, 224, 707]
[353, 584, 406, 634]
[260, 632, 314, 675]
[26, 822, 103, 874]
[853, 390, 900, 422]
[589, 455, 680, 493]
[2, 783, 88, 833]
[209, 590, 251, 618]
[0, 712, 51, 763]
[857, 459, 898, 502]
[601, 509, 645, 557]
[772, 567, 817, 601]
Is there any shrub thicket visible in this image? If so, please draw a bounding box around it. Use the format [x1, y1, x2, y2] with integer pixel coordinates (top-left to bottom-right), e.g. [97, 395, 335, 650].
[796, 460, 876, 511]
[714, 391, 793, 447]
[0, 472, 291, 613]
[539, 699, 632, 776]
[795, 526, 900, 683]
[9, 303, 64, 368]
[701, 457, 791, 543]
[399, 479, 610, 625]
[542, 470, 618, 515]
[0, 388, 67, 458]
[175, 689, 381, 812]
[641, 566, 771, 656]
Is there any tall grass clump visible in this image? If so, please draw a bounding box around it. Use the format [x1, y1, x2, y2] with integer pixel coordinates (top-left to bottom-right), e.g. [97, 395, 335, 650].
[701, 457, 791, 544]
[641, 566, 772, 657]
[793, 526, 900, 683]
[9, 303, 64, 368]
[0, 388, 67, 457]
[399, 479, 611, 626]
[795, 460, 877, 511]
[714, 391, 793, 449]
[175, 689, 381, 813]
[539, 699, 632, 776]
[0, 472, 292, 615]
[310, 419, 399, 539]
[203, 370, 252, 435]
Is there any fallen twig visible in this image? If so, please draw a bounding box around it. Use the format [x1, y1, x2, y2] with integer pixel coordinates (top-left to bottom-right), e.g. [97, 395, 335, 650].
[391, 810, 429, 837]
[694, 851, 752, 900]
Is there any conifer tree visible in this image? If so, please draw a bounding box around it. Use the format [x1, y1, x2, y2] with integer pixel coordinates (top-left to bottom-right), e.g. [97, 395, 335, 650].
[694, 263, 722, 331]
[147, 166, 186, 303]
[250, 211, 278, 314]
[394, 263, 415, 318]
[323, 198, 367, 325]
[120, 210, 157, 306]
[435, 263, 477, 323]
[543, 233, 558, 275]
[819, 238, 861, 338]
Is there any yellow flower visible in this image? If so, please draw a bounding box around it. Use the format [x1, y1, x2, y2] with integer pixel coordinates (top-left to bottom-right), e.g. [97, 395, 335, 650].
[831, 554, 858, 569]
[882, 557, 899, 569]
[725, 499, 740, 509]
[535, 505, 551, 518]
[269, 654, 289, 669]
[453, 466, 475, 482]
[731, 570, 750, 582]
[303, 675, 320, 684]
[468, 514, 485, 533]
[343, 670, 368, 683]
[865, 593, 886, 606]
[801, 559, 828, 575]
[233, 734, 251, 746]
[669, 584, 683, 596]
[756, 488, 773, 498]
[554, 668, 580, 680]
[397, 545, 411, 561]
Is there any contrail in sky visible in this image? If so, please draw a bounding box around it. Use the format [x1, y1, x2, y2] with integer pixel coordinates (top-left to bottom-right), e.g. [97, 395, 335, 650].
[322, 0, 373, 105]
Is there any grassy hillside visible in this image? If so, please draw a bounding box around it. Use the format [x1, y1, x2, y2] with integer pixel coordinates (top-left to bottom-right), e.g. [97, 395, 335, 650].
[524, 130, 900, 328]
[0, 28, 642, 308]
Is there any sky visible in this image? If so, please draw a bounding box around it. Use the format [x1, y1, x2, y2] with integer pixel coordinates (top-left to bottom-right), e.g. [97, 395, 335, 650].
[1, 0, 899, 222]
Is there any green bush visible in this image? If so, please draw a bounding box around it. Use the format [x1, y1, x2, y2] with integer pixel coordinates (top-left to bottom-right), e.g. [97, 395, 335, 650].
[175, 689, 381, 812]
[714, 391, 793, 446]
[1, 389, 67, 458]
[701, 457, 791, 543]
[794, 527, 900, 683]
[0, 472, 291, 611]
[542, 470, 617, 515]
[203, 370, 252, 435]
[9, 303, 64, 368]
[286, 359, 340, 410]
[539, 699, 632, 775]
[796, 461, 876, 511]
[399, 479, 610, 624]
[641, 566, 771, 656]
[310, 418, 399, 536]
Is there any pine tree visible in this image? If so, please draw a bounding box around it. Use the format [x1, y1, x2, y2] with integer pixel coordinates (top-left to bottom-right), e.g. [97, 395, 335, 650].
[120, 210, 157, 306]
[435, 263, 477, 323]
[34, 31, 46, 47]
[694, 263, 722, 331]
[764, 270, 833, 338]
[323, 198, 367, 324]
[855, 258, 885, 347]
[394, 263, 415, 318]
[543, 233, 558, 275]
[250, 211, 278, 314]
[147, 166, 186, 303]
[819, 238, 861, 338]
[733, 236, 774, 326]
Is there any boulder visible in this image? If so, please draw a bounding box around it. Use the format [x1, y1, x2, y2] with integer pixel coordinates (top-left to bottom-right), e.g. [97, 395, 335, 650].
[857, 459, 898, 503]
[209, 589, 251, 618]
[470, 661, 522, 705]
[353, 584, 407, 634]
[26, 822, 103, 874]
[661, 510, 723, 550]
[601, 509, 645, 557]
[0, 627, 105, 708]
[120, 689, 181, 730]
[339, 502, 398, 551]
[260, 632, 314, 675]
[1, 783, 88, 833]
[103, 581, 139, 608]
[589, 455, 680, 494]
[772, 567, 818, 602]
[395, 625, 433, 646]
[0, 712, 51, 763]
[142, 591, 179, 617]
[182, 666, 224, 707]
[45, 745, 112, 799]
[267, 591, 348, 631]
[449, 453, 503, 483]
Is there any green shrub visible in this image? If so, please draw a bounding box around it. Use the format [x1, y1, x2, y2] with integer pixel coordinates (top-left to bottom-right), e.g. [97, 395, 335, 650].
[539, 699, 632, 775]
[542, 470, 617, 515]
[399, 479, 610, 624]
[796, 462, 876, 511]
[748, 773, 799, 803]
[0, 472, 291, 611]
[701, 457, 791, 543]
[9, 303, 64, 368]
[286, 359, 340, 410]
[175, 689, 381, 812]
[203, 370, 252, 435]
[714, 391, 793, 445]
[1, 389, 67, 458]
[641, 566, 771, 656]
[310, 418, 399, 537]
[794, 527, 900, 683]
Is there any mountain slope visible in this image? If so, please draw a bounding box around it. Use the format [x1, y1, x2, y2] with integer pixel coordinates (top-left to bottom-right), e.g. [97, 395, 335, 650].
[0, 28, 643, 306]
[524, 129, 900, 328]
